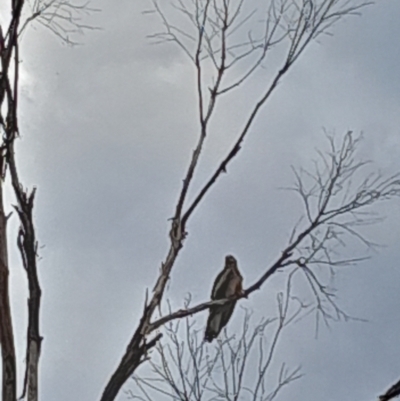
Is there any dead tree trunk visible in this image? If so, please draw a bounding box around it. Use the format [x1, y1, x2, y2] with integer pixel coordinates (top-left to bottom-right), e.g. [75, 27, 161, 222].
[0, 176, 16, 401]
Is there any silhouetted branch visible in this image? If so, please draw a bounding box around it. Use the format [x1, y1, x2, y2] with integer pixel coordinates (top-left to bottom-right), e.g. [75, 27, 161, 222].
[132, 272, 307, 401]
[380, 378, 400, 401]
[19, 0, 100, 45]
[149, 132, 400, 331]
[100, 2, 377, 400]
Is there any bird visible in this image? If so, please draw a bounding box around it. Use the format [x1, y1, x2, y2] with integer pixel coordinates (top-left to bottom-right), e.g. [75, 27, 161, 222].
[204, 255, 244, 342]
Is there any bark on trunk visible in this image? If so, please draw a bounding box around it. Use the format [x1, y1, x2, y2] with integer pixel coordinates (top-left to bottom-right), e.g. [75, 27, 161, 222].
[26, 340, 40, 401]
[0, 180, 17, 401]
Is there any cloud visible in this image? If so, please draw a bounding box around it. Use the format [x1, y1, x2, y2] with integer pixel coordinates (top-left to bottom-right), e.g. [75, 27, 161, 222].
[6, 1, 400, 400]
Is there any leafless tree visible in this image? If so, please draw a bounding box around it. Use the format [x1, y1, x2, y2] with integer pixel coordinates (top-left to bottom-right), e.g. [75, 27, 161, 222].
[1, 2, 399, 401]
[100, 2, 381, 400]
[0, 2, 96, 401]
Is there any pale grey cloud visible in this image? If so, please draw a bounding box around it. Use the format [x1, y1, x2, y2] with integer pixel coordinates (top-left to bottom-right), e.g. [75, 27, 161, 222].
[7, 1, 400, 401]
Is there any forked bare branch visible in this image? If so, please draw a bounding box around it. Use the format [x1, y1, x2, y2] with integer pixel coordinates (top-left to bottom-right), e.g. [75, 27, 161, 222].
[132, 288, 305, 401]
[149, 132, 400, 332]
[100, 2, 378, 400]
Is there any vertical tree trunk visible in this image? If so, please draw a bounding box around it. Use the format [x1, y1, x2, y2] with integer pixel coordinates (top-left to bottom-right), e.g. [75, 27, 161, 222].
[0, 179, 17, 401]
[25, 339, 40, 401]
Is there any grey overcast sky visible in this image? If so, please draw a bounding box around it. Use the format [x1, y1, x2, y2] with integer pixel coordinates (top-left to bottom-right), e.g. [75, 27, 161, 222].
[2, 1, 400, 401]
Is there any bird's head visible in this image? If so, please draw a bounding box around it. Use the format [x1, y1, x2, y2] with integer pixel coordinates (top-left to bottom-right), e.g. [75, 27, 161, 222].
[225, 255, 237, 268]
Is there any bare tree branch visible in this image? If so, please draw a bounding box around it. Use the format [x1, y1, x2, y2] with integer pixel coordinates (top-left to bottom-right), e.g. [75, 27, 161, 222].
[133, 278, 307, 401]
[380, 378, 400, 401]
[20, 0, 101, 46]
[100, 2, 379, 400]
[148, 132, 400, 332]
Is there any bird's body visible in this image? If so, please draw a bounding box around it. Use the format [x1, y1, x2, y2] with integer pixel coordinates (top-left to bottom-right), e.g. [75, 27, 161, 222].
[204, 255, 244, 342]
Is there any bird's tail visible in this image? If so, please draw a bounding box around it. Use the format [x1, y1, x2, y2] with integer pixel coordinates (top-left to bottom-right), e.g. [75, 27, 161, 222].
[204, 329, 216, 343]
[204, 316, 220, 342]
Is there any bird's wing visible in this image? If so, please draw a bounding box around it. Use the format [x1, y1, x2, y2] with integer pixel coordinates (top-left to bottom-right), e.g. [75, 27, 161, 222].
[204, 305, 223, 342]
[211, 269, 234, 300]
[218, 301, 236, 331]
[204, 301, 236, 342]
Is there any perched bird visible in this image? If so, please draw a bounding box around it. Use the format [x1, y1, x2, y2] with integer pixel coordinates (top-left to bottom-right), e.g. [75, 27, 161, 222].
[204, 255, 244, 342]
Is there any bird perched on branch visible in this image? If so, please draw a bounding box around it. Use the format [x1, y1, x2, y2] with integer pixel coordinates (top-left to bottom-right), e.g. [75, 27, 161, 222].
[204, 255, 244, 342]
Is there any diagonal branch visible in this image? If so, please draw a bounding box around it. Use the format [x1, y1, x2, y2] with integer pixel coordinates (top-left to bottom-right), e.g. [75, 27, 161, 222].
[101, 3, 375, 400]
[380, 378, 400, 401]
[150, 132, 400, 332]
